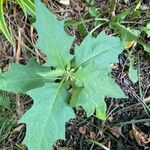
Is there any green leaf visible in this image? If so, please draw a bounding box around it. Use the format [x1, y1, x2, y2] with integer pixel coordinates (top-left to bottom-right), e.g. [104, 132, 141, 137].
[0, 60, 51, 93]
[86, 0, 96, 5]
[20, 82, 74, 150]
[96, 102, 107, 120]
[74, 32, 125, 120]
[142, 43, 150, 53]
[16, 0, 35, 17]
[110, 22, 141, 41]
[77, 23, 88, 38]
[37, 69, 65, 79]
[17, 0, 28, 16]
[22, 0, 35, 16]
[0, 1, 128, 149]
[0, 0, 13, 45]
[142, 23, 150, 37]
[75, 32, 124, 69]
[34, 0, 74, 69]
[132, 10, 141, 18]
[110, 22, 150, 53]
[138, 40, 150, 53]
[0, 96, 10, 109]
[70, 87, 83, 106]
[72, 66, 126, 120]
[112, 8, 130, 23]
[128, 63, 138, 83]
[88, 7, 100, 17]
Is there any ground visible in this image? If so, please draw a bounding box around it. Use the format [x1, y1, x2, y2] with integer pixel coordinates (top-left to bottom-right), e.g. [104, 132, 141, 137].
[0, 0, 150, 150]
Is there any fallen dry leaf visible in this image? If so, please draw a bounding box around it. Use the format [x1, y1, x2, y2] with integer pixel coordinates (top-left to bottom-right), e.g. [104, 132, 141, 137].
[90, 131, 96, 139]
[79, 126, 86, 135]
[8, 124, 25, 142]
[110, 126, 123, 138]
[131, 124, 150, 147]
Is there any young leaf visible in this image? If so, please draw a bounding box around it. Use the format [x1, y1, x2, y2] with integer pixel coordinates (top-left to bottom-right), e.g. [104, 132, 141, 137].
[128, 64, 138, 83]
[75, 32, 124, 69]
[142, 43, 150, 53]
[112, 8, 130, 23]
[72, 66, 126, 120]
[138, 40, 150, 53]
[34, 0, 74, 69]
[110, 22, 141, 41]
[20, 82, 74, 150]
[128, 58, 138, 84]
[142, 23, 150, 37]
[88, 7, 100, 17]
[0, 60, 51, 93]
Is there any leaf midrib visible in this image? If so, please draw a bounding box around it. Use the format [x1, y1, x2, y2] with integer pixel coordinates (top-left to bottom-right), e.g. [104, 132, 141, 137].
[39, 80, 65, 148]
[36, 9, 66, 69]
[76, 44, 121, 68]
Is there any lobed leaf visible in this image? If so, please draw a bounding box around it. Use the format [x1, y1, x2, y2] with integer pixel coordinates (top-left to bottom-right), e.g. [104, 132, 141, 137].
[71, 65, 126, 120]
[20, 82, 74, 150]
[75, 32, 124, 69]
[0, 60, 51, 93]
[34, 0, 74, 69]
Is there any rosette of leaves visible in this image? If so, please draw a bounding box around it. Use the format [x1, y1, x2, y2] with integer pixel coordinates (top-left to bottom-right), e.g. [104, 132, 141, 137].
[0, 0, 126, 149]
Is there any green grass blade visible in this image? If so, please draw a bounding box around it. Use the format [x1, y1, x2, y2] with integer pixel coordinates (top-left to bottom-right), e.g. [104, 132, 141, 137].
[87, 139, 110, 150]
[0, 0, 13, 45]
[116, 118, 150, 125]
[23, 0, 35, 16]
[17, 0, 35, 17]
[16, 0, 28, 16]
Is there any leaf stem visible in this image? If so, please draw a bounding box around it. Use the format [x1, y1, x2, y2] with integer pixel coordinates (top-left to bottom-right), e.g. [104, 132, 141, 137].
[37, 69, 65, 79]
